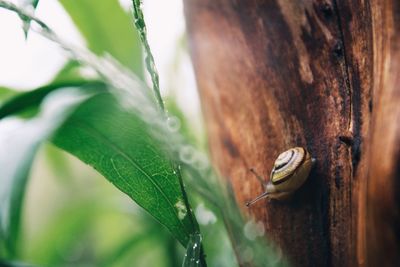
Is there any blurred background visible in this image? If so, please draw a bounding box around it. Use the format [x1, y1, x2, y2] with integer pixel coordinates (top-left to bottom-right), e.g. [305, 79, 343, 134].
[0, 0, 201, 119]
[0, 0, 237, 266]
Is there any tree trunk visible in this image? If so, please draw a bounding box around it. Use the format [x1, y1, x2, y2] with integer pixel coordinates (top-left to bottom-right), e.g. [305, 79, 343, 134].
[183, 1, 400, 266]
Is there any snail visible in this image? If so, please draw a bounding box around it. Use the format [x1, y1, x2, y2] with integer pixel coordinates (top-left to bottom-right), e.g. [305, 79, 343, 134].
[246, 147, 316, 207]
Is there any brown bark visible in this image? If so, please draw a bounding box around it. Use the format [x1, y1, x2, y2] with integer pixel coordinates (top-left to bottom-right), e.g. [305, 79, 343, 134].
[183, 0, 400, 266]
[366, 1, 400, 266]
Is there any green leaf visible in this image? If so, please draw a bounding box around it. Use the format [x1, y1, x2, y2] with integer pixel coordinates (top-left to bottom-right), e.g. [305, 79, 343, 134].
[0, 88, 93, 256]
[0, 260, 38, 267]
[59, 0, 143, 76]
[0, 81, 104, 119]
[52, 93, 195, 246]
[182, 234, 202, 267]
[0, 87, 18, 104]
[52, 60, 84, 83]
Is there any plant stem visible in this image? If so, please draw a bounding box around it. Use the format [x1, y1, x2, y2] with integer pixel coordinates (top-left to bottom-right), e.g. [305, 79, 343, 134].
[130, 2, 207, 265]
[131, 0, 164, 112]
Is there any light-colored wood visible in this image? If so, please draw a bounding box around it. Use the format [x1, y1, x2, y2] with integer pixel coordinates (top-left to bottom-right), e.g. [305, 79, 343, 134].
[366, 1, 400, 266]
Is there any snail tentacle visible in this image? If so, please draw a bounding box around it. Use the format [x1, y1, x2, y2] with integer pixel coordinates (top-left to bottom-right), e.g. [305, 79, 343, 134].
[245, 191, 270, 207]
[249, 168, 267, 185]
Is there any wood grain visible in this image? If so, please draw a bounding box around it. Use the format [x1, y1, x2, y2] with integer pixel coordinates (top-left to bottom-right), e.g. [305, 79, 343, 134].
[366, 1, 400, 266]
[183, 0, 399, 266]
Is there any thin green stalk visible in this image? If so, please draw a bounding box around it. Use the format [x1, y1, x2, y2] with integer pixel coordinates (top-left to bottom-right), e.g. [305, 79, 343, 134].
[131, 0, 164, 112]
[130, 2, 206, 265]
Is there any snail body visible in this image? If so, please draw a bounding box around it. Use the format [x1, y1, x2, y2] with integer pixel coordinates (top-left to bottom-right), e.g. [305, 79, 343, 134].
[246, 147, 315, 206]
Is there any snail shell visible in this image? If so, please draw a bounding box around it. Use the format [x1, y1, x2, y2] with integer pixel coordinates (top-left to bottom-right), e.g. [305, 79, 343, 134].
[246, 147, 315, 206]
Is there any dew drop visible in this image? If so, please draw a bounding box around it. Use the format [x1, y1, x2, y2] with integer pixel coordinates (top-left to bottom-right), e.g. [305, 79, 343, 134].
[244, 220, 265, 240]
[179, 145, 196, 164]
[195, 203, 217, 225]
[166, 116, 181, 132]
[193, 152, 210, 170]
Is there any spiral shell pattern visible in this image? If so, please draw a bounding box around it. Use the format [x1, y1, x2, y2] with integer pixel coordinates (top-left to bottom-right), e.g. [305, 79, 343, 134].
[271, 147, 307, 185]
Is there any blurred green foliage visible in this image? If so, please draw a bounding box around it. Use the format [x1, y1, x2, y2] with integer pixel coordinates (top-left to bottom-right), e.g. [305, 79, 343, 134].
[0, 0, 202, 266]
[23, 145, 185, 267]
[59, 0, 143, 77]
[0, 87, 93, 257]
